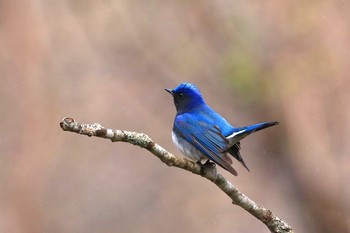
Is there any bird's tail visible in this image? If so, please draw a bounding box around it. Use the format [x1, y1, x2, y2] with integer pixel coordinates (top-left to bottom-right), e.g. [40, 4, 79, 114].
[227, 121, 279, 146]
[226, 121, 279, 172]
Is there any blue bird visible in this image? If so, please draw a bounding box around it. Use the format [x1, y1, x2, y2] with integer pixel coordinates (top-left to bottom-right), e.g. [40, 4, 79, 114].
[165, 83, 278, 176]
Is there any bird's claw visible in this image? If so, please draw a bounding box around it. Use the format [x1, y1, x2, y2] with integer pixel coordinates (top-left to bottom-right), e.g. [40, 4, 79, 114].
[197, 160, 216, 176]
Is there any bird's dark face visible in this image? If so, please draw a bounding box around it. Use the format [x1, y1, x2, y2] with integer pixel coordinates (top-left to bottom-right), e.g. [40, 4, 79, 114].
[165, 83, 205, 114]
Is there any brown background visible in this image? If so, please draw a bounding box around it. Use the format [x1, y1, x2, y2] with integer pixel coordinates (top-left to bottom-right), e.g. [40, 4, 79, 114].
[1, 1, 349, 232]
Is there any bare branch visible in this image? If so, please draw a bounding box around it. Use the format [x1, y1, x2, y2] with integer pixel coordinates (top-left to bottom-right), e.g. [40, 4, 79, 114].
[59, 117, 294, 233]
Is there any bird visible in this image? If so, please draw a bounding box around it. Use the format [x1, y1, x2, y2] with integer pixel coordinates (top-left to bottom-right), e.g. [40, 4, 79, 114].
[165, 82, 278, 176]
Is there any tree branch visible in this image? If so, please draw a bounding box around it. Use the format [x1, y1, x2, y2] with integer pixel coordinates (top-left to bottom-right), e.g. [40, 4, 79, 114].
[59, 117, 294, 233]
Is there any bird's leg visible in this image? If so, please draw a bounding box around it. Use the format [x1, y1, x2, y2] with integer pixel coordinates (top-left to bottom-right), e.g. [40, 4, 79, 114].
[203, 160, 216, 170]
[196, 161, 205, 176]
[197, 160, 216, 176]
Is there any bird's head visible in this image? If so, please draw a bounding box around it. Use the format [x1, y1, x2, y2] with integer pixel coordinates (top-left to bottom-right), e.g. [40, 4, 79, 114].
[165, 83, 205, 114]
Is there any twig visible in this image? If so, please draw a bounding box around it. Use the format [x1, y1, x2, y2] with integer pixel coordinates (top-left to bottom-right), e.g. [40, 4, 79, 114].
[59, 117, 294, 233]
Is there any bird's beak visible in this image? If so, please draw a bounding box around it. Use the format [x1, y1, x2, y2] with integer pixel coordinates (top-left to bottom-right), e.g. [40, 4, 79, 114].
[165, 88, 173, 96]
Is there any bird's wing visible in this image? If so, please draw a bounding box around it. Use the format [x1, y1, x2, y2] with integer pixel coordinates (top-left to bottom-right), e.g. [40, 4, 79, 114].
[174, 114, 238, 176]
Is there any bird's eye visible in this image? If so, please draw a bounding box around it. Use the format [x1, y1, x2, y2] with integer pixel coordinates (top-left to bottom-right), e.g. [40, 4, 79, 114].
[178, 93, 184, 98]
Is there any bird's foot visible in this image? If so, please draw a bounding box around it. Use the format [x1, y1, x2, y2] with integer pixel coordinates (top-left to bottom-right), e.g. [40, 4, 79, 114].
[197, 160, 216, 176]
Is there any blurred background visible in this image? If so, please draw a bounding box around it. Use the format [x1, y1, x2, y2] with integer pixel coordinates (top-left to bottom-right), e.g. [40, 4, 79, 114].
[1, 0, 349, 232]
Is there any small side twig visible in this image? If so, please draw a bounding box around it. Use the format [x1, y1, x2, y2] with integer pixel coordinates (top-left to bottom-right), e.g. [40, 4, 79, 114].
[60, 117, 294, 233]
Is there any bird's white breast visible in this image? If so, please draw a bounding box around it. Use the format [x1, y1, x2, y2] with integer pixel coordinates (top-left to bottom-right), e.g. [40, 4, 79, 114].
[171, 131, 206, 162]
